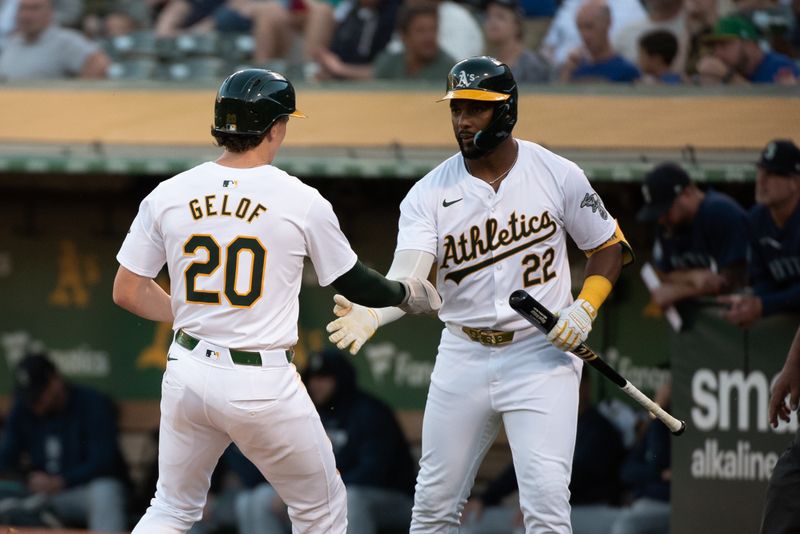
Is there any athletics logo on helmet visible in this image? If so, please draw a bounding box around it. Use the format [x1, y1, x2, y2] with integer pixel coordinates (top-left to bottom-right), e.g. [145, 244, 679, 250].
[439, 56, 518, 156]
[212, 69, 306, 137]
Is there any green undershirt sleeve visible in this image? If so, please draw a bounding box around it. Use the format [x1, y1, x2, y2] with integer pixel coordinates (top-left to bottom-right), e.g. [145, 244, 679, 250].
[331, 260, 407, 308]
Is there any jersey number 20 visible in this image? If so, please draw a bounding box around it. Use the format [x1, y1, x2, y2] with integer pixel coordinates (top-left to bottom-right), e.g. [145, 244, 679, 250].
[183, 234, 266, 308]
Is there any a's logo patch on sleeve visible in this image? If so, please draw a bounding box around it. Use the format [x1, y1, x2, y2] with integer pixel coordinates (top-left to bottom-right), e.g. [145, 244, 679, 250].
[580, 193, 608, 220]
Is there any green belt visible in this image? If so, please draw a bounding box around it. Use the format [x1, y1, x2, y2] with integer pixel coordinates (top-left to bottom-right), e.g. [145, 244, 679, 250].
[174, 330, 293, 366]
[461, 327, 515, 346]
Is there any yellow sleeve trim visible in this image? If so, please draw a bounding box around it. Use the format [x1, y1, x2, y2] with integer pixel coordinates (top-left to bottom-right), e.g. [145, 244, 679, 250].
[584, 221, 635, 267]
[578, 275, 613, 311]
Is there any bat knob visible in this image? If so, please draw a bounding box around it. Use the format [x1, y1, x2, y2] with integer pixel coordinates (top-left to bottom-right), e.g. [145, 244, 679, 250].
[508, 290, 529, 309]
[672, 421, 686, 436]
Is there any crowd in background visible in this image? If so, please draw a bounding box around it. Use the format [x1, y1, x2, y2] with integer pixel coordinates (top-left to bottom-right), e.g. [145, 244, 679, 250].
[0, 0, 797, 83]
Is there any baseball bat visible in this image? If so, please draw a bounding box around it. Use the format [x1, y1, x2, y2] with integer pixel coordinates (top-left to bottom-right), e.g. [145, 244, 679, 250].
[509, 290, 686, 436]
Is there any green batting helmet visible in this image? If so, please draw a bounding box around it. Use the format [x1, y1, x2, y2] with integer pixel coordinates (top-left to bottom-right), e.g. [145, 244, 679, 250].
[439, 56, 518, 155]
[212, 69, 305, 136]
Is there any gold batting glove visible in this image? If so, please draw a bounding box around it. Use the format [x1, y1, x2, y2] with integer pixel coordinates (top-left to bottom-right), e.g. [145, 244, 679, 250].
[546, 299, 597, 351]
[326, 294, 379, 355]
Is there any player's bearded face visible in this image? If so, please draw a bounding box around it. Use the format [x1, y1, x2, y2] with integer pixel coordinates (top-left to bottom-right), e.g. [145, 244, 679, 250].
[451, 100, 494, 160]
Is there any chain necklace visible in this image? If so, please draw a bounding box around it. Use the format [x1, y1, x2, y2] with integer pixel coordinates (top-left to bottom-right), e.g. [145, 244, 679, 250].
[469, 141, 518, 186]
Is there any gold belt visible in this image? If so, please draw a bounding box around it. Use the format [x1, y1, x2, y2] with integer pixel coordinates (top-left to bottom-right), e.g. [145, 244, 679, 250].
[461, 327, 515, 346]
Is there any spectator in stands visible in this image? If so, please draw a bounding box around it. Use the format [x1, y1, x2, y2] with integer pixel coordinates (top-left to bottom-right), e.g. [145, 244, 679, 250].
[0, 0, 110, 80]
[560, 0, 641, 83]
[738, 0, 797, 58]
[696, 15, 799, 84]
[311, 0, 400, 80]
[428, 0, 484, 61]
[461, 368, 627, 534]
[720, 139, 800, 328]
[0, 0, 19, 49]
[241, 348, 417, 534]
[638, 28, 683, 83]
[215, 1, 337, 65]
[516, 0, 557, 50]
[540, 0, 647, 68]
[0, 352, 129, 532]
[155, 0, 335, 66]
[483, 0, 552, 83]
[684, 0, 717, 76]
[613, 0, 688, 74]
[610, 380, 672, 534]
[373, 3, 454, 81]
[154, 0, 223, 36]
[638, 162, 749, 309]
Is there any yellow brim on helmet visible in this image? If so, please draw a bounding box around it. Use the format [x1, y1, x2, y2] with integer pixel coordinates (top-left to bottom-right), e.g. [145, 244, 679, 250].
[290, 110, 307, 118]
[437, 89, 511, 103]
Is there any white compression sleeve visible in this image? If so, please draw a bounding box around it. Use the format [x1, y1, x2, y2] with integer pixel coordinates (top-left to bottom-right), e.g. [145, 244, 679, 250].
[374, 250, 436, 326]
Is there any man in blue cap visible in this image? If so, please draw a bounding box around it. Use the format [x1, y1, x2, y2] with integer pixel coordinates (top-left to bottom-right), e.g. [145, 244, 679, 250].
[638, 161, 749, 309]
[721, 139, 800, 327]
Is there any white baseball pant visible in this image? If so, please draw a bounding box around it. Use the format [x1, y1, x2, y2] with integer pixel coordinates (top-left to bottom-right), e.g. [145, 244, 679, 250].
[131, 338, 347, 534]
[411, 329, 581, 534]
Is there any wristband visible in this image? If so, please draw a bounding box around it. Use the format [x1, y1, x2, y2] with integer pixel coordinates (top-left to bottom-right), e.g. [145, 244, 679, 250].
[577, 275, 613, 311]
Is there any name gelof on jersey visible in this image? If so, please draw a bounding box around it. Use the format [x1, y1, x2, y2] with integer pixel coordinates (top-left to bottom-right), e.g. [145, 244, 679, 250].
[188, 194, 267, 223]
[441, 210, 556, 269]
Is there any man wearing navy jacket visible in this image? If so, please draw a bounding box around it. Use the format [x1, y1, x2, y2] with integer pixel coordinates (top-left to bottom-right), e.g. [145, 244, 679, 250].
[721, 139, 800, 327]
[0, 353, 129, 531]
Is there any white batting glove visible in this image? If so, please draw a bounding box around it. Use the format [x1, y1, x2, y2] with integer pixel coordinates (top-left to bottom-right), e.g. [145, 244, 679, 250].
[326, 294, 379, 355]
[397, 277, 442, 314]
[546, 299, 597, 351]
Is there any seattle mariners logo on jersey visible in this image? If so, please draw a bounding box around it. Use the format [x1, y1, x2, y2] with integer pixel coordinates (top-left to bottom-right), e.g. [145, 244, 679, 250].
[223, 180, 238, 188]
[440, 211, 557, 284]
[764, 142, 777, 162]
[453, 70, 477, 88]
[580, 193, 608, 220]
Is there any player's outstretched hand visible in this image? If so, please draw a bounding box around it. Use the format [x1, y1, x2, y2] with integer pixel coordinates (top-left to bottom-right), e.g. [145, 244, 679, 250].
[397, 277, 442, 314]
[546, 298, 596, 351]
[326, 294, 378, 355]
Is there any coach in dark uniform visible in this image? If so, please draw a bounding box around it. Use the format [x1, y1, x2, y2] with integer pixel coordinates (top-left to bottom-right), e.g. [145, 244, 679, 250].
[0, 352, 129, 531]
[721, 139, 800, 328]
[638, 162, 749, 309]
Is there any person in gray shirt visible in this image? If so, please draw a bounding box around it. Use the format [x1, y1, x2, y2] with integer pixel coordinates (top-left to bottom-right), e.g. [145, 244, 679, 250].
[0, 0, 109, 80]
[483, 0, 552, 83]
[373, 3, 455, 81]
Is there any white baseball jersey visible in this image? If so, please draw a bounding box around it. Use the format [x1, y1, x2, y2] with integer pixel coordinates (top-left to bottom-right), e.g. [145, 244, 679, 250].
[117, 161, 357, 350]
[397, 139, 617, 331]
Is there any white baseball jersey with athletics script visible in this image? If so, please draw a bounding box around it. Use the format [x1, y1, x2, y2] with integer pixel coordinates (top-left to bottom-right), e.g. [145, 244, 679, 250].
[400, 139, 619, 533]
[397, 139, 616, 342]
[117, 161, 357, 350]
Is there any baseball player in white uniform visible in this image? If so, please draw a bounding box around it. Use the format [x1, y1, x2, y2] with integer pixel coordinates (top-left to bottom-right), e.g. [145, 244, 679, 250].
[326, 56, 633, 533]
[112, 69, 441, 534]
